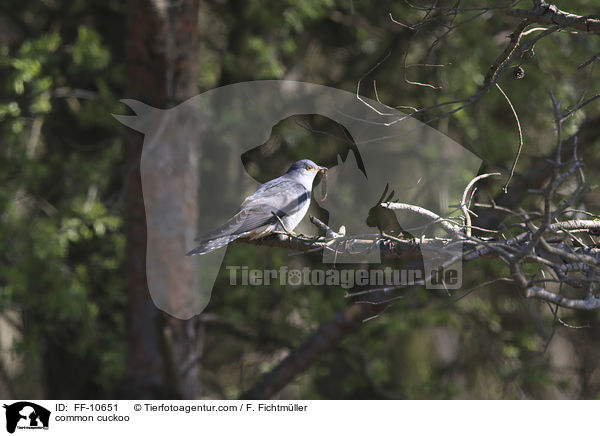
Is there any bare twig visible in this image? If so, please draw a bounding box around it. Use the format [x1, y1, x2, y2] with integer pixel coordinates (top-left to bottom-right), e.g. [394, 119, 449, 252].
[484, 19, 532, 86]
[461, 173, 501, 236]
[494, 84, 524, 191]
[381, 201, 462, 236]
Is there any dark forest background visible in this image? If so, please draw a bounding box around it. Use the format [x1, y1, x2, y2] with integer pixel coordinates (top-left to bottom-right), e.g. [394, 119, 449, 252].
[1, 0, 600, 399]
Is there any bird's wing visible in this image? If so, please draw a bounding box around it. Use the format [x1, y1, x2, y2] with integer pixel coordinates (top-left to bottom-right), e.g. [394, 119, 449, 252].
[195, 179, 309, 242]
[241, 178, 308, 209]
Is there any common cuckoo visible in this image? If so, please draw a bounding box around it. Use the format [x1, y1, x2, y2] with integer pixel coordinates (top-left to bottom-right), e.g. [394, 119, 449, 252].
[186, 159, 327, 256]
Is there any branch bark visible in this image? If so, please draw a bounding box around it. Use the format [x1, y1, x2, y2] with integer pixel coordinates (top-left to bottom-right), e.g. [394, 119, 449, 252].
[506, 2, 600, 34]
[239, 300, 385, 399]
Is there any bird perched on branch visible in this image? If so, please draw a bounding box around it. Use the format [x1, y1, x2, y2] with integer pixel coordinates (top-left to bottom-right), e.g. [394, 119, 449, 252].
[186, 159, 327, 256]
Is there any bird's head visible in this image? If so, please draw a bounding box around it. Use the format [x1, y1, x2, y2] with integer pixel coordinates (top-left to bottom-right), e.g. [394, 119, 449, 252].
[286, 159, 327, 181]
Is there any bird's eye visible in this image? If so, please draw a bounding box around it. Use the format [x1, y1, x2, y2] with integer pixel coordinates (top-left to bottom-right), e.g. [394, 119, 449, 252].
[305, 165, 313, 171]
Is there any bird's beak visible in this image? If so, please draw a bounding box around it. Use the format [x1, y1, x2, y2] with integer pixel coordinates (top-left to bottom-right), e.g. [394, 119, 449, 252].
[318, 166, 327, 173]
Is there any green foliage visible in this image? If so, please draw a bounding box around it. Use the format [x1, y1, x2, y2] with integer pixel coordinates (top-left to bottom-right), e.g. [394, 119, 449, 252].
[0, 1, 126, 397]
[72, 26, 110, 71]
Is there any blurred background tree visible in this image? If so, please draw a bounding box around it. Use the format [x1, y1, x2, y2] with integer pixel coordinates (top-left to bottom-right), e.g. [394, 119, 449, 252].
[0, 0, 599, 399]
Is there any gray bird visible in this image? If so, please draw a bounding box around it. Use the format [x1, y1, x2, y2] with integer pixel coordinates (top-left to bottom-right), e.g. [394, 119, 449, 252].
[186, 159, 327, 256]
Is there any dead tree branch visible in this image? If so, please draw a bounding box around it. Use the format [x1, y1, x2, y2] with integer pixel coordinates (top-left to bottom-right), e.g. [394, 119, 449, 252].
[506, 2, 600, 35]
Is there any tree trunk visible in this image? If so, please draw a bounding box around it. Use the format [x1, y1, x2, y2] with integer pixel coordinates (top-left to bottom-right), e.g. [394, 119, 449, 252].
[123, 0, 201, 399]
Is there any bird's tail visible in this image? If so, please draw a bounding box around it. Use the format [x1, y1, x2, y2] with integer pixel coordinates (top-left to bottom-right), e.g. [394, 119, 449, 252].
[185, 234, 242, 256]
